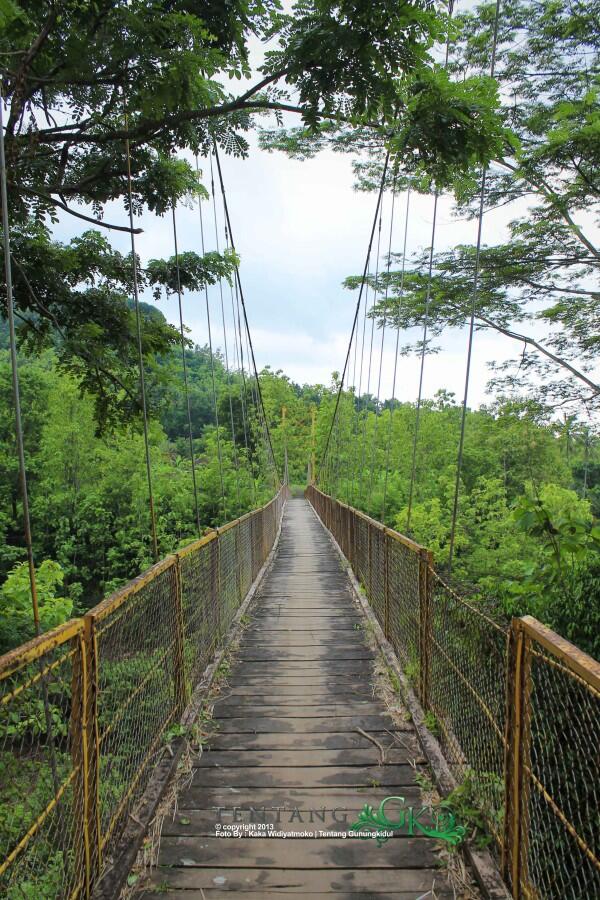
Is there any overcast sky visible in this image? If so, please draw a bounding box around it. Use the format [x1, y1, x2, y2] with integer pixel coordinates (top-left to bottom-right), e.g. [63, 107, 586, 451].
[92, 135, 526, 409]
[50, 8, 597, 412]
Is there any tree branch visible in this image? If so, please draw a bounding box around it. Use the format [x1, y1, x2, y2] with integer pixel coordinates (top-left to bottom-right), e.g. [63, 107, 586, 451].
[11, 255, 140, 405]
[6, 7, 58, 135]
[494, 157, 600, 262]
[19, 187, 143, 233]
[475, 311, 600, 394]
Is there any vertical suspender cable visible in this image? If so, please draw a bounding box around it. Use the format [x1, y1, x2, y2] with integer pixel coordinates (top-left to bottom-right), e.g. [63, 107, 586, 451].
[195, 156, 227, 519]
[406, 5, 454, 533]
[212, 144, 281, 488]
[357, 202, 384, 507]
[233, 275, 257, 505]
[330, 402, 343, 497]
[317, 152, 390, 485]
[1, 93, 62, 794]
[124, 115, 159, 562]
[214, 160, 278, 491]
[224, 204, 254, 504]
[382, 182, 411, 522]
[171, 204, 201, 536]
[350, 264, 372, 502]
[0, 95, 40, 630]
[368, 171, 399, 512]
[346, 285, 361, 499]
[447, 0, 501, 573]
[406, 191, 439, 533]
[209, 154, 242, 513]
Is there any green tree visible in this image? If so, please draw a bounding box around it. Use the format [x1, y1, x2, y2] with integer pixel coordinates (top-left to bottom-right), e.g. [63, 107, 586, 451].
[1, 0, 507, 428]
[0, 559, 71, 652]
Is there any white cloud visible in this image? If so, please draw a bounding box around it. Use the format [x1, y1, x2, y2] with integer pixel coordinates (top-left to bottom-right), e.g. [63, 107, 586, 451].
[51, 116, 592, 412]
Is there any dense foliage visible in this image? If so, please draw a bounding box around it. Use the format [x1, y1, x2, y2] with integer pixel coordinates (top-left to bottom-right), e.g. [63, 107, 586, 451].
[2, 325, 598, 657]
[262, 0, 600, 412]
[312, 385, 600, 656]
[1, 4, 597, 898]
[1, 0, 507, 431]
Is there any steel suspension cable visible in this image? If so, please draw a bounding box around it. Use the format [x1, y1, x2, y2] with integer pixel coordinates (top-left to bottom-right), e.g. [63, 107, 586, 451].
[406, 193, 439, 533]
[124, 114, 159, 562]
[357, 203, 384, 508]
[195, 156, 226, 518]
[0, 95, 40, 632]
[171, 204, 201, 536]
[240, 296, 263, 488]
[209, 154, 242, 513]
[406, 6, 454, 533]
[448, 0, 502, 573]
[212, 145, 280, 488]
[316, 151, 390, 485]
[345, 279, 362, 499]
[368, 178, 399, 512]
[330, 399, 344, 496]
[224, 210, 255, 504]
[232, 272, 256, 505]
[1, 95, 61, 794]
[382, 181, 412, 523]
[350, 261, 372, 502]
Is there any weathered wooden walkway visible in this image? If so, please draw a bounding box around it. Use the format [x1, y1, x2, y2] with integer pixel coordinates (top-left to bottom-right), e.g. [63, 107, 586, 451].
[144, 498, 457, 898]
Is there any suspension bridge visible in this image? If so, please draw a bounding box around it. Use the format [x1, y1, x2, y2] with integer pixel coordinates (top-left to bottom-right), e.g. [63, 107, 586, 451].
[1, 61, 600, 900]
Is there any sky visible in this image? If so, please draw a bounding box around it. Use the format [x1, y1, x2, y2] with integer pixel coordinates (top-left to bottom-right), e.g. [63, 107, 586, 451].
[48, 5, 597, 413]
[90, 136, 523, 409]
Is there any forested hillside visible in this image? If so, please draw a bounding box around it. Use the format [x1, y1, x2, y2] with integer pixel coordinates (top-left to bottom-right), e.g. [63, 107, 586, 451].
[1, 0, 597, 663]
[2, 316, 598, 656]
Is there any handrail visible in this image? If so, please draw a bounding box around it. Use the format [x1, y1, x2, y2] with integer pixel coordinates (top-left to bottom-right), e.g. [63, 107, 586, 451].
[0, 486, 288, 899]
[306, 484, 600, 900]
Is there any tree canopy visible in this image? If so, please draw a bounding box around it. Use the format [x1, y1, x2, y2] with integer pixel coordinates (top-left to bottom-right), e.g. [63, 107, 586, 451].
[262, 0, 600, 413]
[0, 0, 513, 428]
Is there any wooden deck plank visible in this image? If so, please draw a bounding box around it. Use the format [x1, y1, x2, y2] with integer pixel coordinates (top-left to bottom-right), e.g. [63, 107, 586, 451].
[177, 788, 427, 809]
[143, 866, 451, 894]
[201, 733, 411, 752]
[188, 765, 419, 788]
[194, 747, 422, 767]
[147, 498, 455, 896]
[156, 836, 439, 868]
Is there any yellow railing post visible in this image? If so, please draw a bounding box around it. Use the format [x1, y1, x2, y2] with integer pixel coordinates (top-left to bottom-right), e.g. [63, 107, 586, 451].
[214, 534, 222, 642]
[418, 548, 433, 710]
[79, 614, 102, 882]
[503, 619, 532, 898]
[234, 525, 242, 604]
[70, 627, 92, 897]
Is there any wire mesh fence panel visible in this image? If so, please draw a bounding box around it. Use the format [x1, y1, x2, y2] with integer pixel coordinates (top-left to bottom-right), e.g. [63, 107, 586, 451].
[238, 518, 254, 599]
[251, 509, 263, 581]
[178, 535, 219, 688]
[90, 559, 182, 861]
[505, 619, 600, 900]
[428, 569, 509, 850]
[0, 488, 287, 897]
[369, 524, 386, 628]
[0, 621, 89, 900]
[218, 527, 240, 630]
[387, 535, 421, 672]
[354, 514, 370, 597]
[307, 485, 600, 900]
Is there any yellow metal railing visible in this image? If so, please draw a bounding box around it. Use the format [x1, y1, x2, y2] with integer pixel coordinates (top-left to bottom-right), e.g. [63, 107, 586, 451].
[0, 487, 287, 898]
[306, 484, 600, 900]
